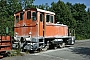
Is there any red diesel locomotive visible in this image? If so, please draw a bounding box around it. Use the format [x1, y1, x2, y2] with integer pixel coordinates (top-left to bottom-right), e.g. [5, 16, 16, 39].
[13, 8, 75, 51]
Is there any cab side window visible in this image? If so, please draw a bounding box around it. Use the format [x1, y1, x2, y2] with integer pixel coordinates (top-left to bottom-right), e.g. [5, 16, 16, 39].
[46, 14, 54, 23]
[32, 12, 37, 21]
[50, 15, 54, 23]
[20, 12, 24, 20]
[46, 15, 50, 22]
[16, 15, 19, 23]
[27, 11, 31, 20]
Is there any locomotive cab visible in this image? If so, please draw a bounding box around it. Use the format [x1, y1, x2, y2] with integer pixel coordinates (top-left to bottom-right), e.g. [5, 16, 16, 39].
[14, 8, 55, 37]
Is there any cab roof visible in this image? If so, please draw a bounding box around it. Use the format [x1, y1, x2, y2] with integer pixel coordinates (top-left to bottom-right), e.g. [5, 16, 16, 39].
[14, 8, 55, 15]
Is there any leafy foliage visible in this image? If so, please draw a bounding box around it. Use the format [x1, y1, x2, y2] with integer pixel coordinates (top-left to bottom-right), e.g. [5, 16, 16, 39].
[68, 3, 89, 39]
[50, 1, 76, 29]
[0, 0, 22, 36]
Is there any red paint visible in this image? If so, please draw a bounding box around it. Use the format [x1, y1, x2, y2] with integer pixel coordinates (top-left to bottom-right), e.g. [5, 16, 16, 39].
[0, 36, 12, 52]
[14, 8, 68, 39]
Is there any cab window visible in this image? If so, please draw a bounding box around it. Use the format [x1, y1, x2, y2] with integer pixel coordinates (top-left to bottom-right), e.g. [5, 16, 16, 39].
[20, 12, 24, 20]
[46, 15, 50, 22]
[16, 15, 19, 23]
[32, 12, 36, 21]
[46, 14, 54, 23]
[27, 11, 31, 20]
[50, 15, 54, 23]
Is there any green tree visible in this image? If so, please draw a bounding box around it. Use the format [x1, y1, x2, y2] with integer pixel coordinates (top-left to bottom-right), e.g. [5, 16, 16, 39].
[50, 0, 75, 28]
[35, 3, 50, 10]
[72, 3, 88, 39]
[45, 3, 50, 10]
[0, 0, 22, 36]
[87, 8, 90, 38]
[22, 0, 35, 9]
[0, 0, 9, 35]
[37, 4, 45, 10]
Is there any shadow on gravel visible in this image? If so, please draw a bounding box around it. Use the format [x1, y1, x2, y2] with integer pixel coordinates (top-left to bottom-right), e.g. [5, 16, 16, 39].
[70, 47, 90, 58]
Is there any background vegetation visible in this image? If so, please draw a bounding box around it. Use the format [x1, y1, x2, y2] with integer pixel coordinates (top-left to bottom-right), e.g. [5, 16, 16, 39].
[0, 0, 90, 40]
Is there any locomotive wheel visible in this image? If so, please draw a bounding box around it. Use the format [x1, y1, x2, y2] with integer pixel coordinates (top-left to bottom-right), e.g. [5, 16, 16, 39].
[54, 46, 57, 49]
[37, 48, 42, 52]
[43, 46, 49, 51]
[59, 43, 65, 48]
[54, 44, 57, 49]
[37, 45, 43, 52]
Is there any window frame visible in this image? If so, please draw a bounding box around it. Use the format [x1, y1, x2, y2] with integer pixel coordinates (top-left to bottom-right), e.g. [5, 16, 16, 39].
[32, 11, 37, 21]
[20, 12, 24, 20]
[46, 14, 50, 22]
[27, 11, 31, 20]
[15, 15, 19, 23]
[50, 15, 54, 23]
[46, 14, 54, 23]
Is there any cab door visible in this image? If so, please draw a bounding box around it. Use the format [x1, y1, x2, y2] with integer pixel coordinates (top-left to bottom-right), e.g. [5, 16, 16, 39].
[39, 12, 45, 37]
